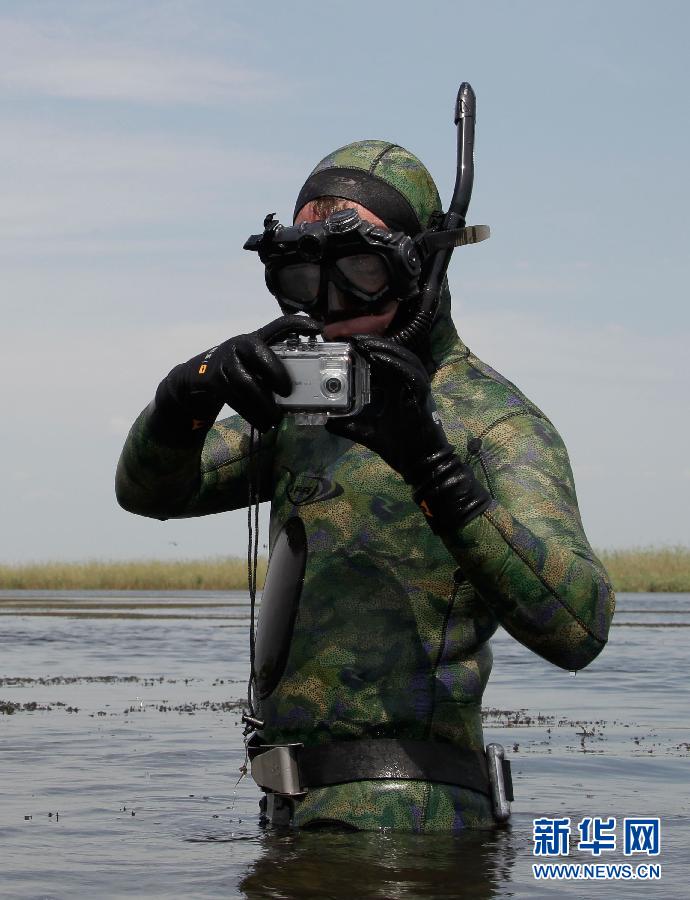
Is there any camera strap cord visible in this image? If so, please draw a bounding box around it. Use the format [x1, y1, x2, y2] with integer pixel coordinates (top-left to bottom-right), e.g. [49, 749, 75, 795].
[238, 424, 264, 784]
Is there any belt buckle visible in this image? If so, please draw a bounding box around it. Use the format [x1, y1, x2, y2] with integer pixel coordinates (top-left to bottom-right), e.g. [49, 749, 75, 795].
[486, 743, 513, 823]
[250, 743, 307, 797]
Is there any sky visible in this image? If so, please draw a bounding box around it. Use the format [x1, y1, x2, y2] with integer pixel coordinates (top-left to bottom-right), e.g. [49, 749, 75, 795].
[2, 0, 688, 562]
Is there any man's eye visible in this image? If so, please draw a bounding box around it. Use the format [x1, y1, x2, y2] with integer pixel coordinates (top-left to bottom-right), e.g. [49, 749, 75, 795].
[276, 264, 321, 301]
[336, 255, 388, 294]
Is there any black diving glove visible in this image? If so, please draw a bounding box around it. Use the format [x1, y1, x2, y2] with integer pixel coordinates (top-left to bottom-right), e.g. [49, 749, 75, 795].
[150, 314, 321, 445]
[325, 336, 491, 533]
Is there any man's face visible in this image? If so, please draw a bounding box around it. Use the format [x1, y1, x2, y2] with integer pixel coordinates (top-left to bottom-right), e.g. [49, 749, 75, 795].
[294, 201, 399, 340]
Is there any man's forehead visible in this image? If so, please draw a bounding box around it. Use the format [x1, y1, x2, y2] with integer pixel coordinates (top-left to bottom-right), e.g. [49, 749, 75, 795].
[294, 199, 388, 228]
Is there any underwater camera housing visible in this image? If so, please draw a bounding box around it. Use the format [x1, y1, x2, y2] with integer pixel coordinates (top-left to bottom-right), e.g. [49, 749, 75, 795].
[271, 335, 370, 424]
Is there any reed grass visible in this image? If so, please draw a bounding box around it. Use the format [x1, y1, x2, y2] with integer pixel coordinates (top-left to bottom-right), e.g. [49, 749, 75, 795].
[597, 546, 690, 593]
[0, 557, 267, 591]
[0, 548, 688, 592]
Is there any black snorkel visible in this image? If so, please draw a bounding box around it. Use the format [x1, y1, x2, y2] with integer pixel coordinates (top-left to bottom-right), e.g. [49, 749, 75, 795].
[390, 82, 483, 350]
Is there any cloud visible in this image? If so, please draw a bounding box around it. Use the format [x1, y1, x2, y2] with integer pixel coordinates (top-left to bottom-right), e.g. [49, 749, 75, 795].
[0, 118, 300, 243]
[0, 16, 282, 106]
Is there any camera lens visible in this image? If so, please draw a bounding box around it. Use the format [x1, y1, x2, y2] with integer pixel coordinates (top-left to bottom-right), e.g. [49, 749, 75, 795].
[324, 377, 342, 394]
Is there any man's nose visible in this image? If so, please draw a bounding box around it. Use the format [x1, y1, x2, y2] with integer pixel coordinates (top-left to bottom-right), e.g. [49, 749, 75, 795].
[326, 280, 351, 314]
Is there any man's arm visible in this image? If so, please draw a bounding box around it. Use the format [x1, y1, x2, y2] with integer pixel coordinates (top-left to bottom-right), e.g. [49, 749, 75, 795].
[116, 315, 321, 519]
[116, 406, 277, 519]
[438, 412, 615, 671]
[326, 336, 615, 672]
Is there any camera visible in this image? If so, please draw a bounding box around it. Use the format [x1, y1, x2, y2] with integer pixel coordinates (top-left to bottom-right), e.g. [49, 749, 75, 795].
[270, 336, 370, 421]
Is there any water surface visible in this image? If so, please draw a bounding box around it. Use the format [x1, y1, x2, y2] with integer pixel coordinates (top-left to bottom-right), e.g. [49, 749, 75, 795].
[1, 591, 688, 898]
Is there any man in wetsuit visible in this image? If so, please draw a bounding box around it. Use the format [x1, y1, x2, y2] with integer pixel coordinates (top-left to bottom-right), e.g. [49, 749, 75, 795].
[116, 141, 615, 833]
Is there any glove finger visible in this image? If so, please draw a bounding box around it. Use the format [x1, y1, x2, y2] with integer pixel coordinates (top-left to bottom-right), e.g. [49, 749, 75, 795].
[257, 314, 322, 344]
[365, 350, 430, 397]
[325, 416, 376, 446]
[235, 337, 293, 397]
[248, 316, 323, 396]
[229, 398, 283, 431]
[229, 390, 281, 432]
[349, 335, 427, 377]
[221, 347, 283, 430]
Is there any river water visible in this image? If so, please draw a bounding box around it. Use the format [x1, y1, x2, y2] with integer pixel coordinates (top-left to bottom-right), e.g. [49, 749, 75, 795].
[0, 591, 688, 899]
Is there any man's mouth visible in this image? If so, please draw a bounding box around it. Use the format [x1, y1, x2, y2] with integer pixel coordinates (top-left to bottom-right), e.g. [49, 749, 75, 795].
[321, 300, 398, 340]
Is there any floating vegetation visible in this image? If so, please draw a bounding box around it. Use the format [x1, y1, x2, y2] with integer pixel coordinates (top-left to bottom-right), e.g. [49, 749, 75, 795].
[0, 700, 77, 714]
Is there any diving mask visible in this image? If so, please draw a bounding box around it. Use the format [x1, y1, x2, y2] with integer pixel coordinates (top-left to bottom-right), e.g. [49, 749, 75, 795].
[243, 208, 422, 313]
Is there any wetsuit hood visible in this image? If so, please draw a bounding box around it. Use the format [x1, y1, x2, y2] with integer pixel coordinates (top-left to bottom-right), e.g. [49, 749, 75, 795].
[294, 140, 442, 234]
[294, 140, 460, 369]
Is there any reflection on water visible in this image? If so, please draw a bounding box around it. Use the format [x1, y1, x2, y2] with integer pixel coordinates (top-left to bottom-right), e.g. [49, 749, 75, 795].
[240, 829, 517, 900]
[1, 592, 689, 899]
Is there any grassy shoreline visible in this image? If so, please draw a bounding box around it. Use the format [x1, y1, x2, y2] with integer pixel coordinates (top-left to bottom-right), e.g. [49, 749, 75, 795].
[0, 548, 688, 593]
[0, 557, 267, 592]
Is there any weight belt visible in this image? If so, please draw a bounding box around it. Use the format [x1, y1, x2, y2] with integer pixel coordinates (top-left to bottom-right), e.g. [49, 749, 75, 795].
[250, 738, 513, 799]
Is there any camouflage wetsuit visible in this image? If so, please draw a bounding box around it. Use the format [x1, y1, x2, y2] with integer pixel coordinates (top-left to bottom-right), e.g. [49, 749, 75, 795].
[116, 143, 615, 833]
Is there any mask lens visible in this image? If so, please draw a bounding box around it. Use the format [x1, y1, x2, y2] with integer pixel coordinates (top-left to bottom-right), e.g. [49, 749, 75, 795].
[335, 255, 389, 296]
[275, 263, 321, 305]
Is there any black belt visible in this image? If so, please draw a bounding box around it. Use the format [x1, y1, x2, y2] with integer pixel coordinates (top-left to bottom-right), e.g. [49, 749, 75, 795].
[253, 738, 497, 798]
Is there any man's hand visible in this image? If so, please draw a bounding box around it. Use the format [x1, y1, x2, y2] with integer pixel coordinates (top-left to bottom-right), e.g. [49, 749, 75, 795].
[152, 315, 321, 441]
[325, 336, 446, 475]
[326, 336, 491, 532]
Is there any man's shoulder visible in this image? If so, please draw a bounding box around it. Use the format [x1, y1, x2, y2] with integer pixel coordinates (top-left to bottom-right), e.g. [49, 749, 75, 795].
[432, 340, 552, 440]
